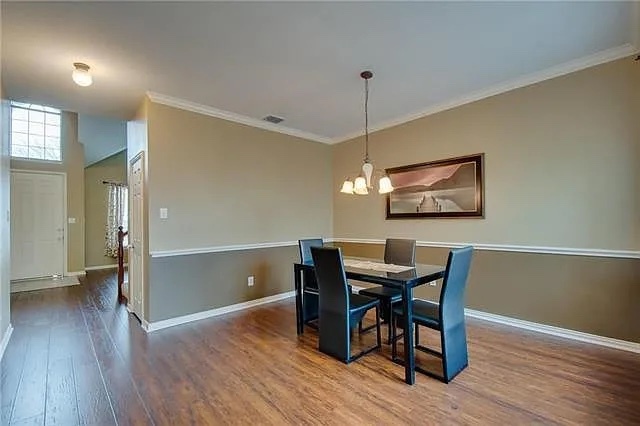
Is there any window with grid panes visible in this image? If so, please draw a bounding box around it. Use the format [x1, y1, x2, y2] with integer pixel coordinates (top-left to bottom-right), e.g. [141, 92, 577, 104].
[10, 102, 62, 161]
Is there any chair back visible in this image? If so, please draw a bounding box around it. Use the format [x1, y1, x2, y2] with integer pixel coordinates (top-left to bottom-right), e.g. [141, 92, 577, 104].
[384, 238, 416, 266]
[439, 246, 473, 329]
[299, 238, 324, 264]
[310, 247, 350, 316]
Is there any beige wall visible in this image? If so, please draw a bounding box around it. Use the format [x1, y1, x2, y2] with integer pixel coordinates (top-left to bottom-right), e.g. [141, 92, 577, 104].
[10, 111, 85, 274]
[139, 101, 333, 321]
[333, 57, 640, 251]
[84, 150, 127, 268]
[147, 102, 333, 252]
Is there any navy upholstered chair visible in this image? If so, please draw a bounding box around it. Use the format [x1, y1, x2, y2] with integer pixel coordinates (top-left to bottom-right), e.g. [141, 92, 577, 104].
[359, 238, 416, 342]
[298, 238, 324, 329]
[311, 246, 382, 363]
[391, 246, 473, 383]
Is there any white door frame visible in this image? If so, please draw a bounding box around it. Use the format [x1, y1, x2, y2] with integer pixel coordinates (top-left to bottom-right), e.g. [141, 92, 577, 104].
[128, 151, 145, 320]
[10, 169, 68, 278]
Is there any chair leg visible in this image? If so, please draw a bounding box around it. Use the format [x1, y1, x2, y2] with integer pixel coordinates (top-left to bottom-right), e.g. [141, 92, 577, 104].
[391, 312, 397, 360]
[359, 320, 363, 334]
[415, 323, 420, 346]
[375, 304, 382, 348]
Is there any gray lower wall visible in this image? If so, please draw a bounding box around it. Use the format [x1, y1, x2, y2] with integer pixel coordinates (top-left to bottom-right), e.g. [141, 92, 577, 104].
[148, 246, 298, 322]
[337, 242, 640, 343]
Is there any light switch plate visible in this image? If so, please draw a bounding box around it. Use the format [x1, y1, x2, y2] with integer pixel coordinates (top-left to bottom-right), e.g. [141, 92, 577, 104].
[160, 208, 168, 219]
[68, 217, 76, 224]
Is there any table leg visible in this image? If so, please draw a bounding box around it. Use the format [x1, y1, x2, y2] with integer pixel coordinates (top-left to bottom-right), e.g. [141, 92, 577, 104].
[295, 265, 303, 335]
[402, 284, 415, 385]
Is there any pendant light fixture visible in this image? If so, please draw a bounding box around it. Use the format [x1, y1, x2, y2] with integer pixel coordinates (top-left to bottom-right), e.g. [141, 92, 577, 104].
[340, 71, 394, 195]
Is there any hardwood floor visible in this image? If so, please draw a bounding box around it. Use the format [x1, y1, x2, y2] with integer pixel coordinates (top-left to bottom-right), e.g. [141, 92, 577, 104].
[2, 270, 640, 425]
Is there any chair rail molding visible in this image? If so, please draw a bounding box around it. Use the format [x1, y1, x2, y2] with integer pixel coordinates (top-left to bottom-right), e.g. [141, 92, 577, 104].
[332, 238, 640, 260]
[148, 238, 639, 259]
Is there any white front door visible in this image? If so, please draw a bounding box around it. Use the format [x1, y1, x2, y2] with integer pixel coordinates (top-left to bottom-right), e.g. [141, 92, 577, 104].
[129, 154, 145, 318]
[10, 171, 65, 280]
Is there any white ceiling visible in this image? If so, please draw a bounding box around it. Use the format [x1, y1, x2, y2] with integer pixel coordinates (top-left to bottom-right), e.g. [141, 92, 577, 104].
[2, 2, 638, 143]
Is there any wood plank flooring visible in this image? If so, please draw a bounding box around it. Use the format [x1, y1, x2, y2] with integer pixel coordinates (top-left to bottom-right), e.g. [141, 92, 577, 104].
[2, 270, 640, 425]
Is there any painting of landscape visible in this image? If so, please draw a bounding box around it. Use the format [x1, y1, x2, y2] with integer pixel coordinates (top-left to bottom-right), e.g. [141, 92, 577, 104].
[386, 154, 484, 219]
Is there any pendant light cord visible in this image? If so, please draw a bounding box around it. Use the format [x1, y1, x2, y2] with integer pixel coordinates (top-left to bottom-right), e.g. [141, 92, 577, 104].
[364, 77, 370, 162]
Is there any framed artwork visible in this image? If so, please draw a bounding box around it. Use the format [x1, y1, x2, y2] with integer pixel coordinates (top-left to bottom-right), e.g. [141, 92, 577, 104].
[386, 153, 484, 219]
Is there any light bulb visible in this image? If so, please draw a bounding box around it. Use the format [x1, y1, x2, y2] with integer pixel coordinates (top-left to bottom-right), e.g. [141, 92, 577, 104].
[362, 161, 374, 188]
[378, 176, 394, 194]
[72, 63, 93, 87]
[340, 180, 354, 194]
[353, 177, 368, 195]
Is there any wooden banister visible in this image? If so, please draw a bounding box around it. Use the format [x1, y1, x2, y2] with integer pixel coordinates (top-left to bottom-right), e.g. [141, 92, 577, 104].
[117, 226, 128, 303]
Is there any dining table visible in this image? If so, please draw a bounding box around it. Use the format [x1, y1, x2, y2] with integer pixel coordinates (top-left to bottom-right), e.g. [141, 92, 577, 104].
[294, 256, 446, 385]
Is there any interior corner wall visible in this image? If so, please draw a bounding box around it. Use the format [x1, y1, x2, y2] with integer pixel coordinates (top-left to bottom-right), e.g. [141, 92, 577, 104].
[332, 56, 640, 342]
[84, 150, 127, 268]
[126, 98, 150, 311]
[10, 111, 86, 275]
[145, 102, 333, 322]
[0, 90, 12, 342]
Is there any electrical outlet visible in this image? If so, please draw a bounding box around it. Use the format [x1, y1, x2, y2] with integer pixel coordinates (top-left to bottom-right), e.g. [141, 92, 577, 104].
[247, 276, 255, 287]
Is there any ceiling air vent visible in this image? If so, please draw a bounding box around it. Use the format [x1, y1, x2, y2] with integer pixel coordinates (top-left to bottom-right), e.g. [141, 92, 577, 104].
[262, 115, 284, 124]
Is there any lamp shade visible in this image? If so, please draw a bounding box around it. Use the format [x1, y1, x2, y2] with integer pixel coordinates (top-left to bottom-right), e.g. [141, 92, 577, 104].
[353, 177, 368, 195]
[340, 180, 354, 194]
[378, 176, 394, 194]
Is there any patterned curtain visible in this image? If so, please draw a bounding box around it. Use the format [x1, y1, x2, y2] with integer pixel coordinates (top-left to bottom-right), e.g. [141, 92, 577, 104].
[105, 183, 128, 258]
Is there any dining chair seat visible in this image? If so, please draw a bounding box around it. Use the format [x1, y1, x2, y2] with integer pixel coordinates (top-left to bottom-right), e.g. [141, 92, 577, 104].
[358, 238, 416, 343]
[359, 286, 402, 301]
[349, 293, 380, 314]
[392, 299, 440, 330]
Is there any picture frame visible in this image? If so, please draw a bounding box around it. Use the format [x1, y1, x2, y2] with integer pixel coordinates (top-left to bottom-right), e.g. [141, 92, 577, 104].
[386, 153, 484, 219]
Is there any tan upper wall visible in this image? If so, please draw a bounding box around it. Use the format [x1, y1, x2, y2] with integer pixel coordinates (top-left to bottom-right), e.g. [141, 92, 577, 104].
[84, 150, 127, 268]
[146, 102, 333, 252]
[333, 57, 640, 251]
[10, 112, 86, 273]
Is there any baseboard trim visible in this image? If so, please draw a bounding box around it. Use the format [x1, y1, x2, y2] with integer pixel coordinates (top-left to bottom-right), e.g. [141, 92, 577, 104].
[11, 276, 81, 293]
[143, 291, 296, 332]
[0, 324, 14, 361]
[465, 308, 640, 354]
[85, 264, 127, 271]
[66, 271, 87, 277]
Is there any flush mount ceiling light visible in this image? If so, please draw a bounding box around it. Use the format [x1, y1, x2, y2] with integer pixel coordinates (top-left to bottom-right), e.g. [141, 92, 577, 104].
[72, 62, 93, 87]
[340, 71, 393, 196]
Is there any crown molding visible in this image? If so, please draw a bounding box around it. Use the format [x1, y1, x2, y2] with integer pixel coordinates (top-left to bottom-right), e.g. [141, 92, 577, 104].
[147, 43, 637, 147]
[331, 43, 638, 144]
[146, 91, 332, 144]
